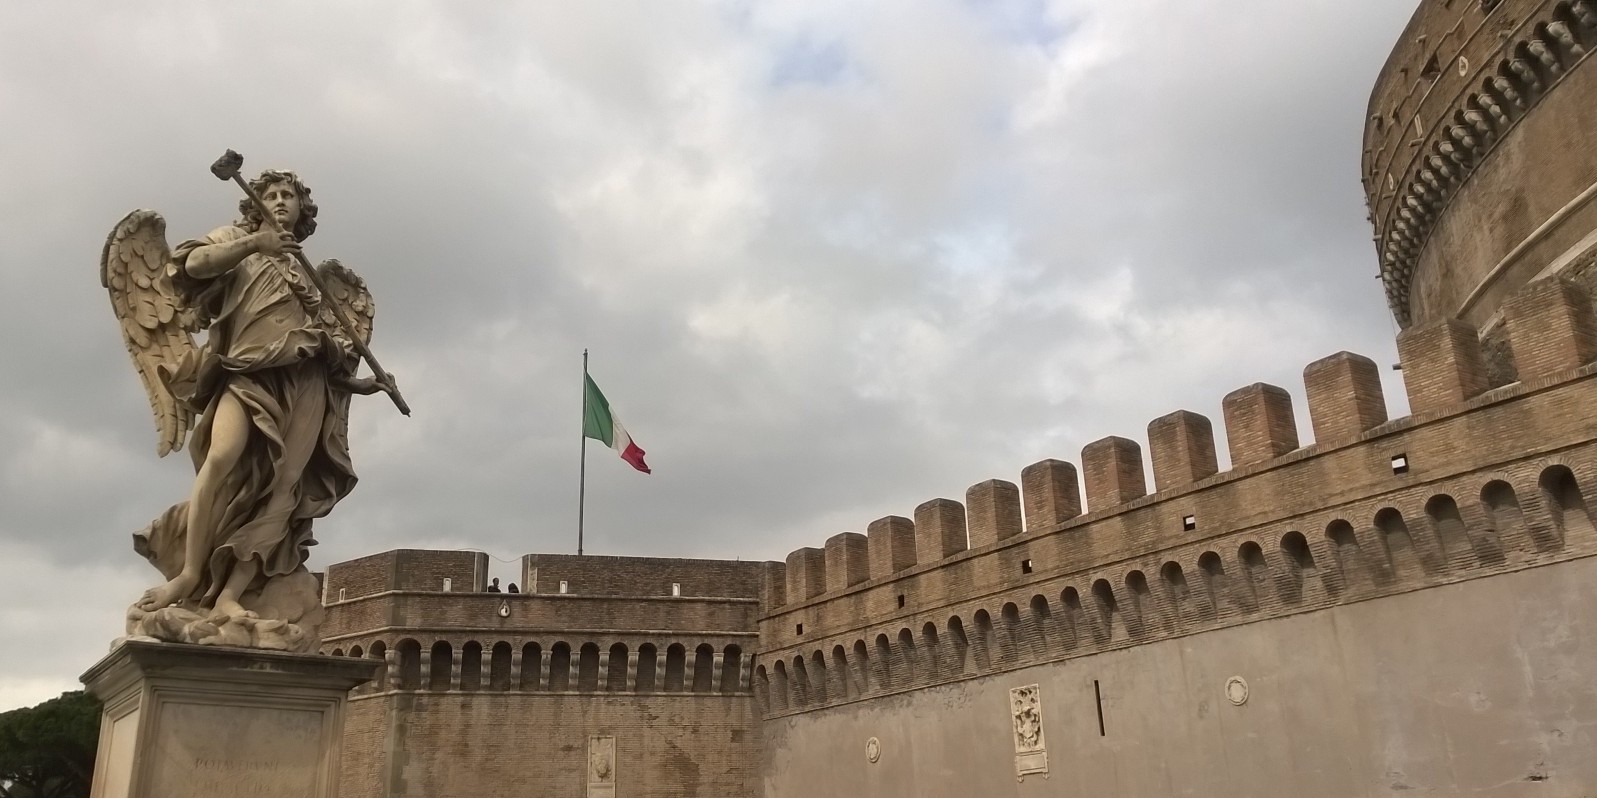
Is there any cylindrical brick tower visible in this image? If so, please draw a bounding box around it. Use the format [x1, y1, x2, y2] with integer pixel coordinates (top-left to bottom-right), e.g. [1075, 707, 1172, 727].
[1364, 0, 1597, 329]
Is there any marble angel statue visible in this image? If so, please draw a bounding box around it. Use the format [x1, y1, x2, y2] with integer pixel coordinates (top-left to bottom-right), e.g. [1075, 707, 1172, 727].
[100, 154, 404, 652]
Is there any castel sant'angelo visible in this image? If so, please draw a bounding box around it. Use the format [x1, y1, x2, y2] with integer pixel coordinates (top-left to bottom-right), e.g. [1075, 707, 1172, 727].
[315, 1, 1597, 795]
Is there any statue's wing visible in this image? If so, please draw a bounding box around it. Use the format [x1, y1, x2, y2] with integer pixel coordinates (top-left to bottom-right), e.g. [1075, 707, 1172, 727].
[100, 210, 197, 457]
[316, 259, 375, 349]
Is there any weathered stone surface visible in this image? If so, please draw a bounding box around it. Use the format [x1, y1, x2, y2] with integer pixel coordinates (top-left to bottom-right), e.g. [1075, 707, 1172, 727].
[103, 159, 402, 655]
[81, 641, 376, 798]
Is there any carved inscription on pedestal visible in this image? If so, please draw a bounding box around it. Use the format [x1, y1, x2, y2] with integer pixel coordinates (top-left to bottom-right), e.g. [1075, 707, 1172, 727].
[147, 701, 323, 797]
[588, 735, 617, 798]
[1010, 684, 1048, 780]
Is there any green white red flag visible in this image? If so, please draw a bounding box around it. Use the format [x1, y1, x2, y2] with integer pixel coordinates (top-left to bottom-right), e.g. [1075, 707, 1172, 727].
[583, 374, 650, 473]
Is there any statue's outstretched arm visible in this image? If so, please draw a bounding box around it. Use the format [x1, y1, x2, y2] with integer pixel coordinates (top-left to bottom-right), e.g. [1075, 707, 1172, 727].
[184, 229, 296, 279]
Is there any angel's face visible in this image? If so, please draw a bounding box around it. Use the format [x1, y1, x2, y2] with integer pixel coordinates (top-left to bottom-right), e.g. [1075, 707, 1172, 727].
[260, 181, 302, 231]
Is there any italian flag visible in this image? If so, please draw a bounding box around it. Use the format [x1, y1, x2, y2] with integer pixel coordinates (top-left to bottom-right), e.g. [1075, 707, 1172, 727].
[583, 374, 651, 473]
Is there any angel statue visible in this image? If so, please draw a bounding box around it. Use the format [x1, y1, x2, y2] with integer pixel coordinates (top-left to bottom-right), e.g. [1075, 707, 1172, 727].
[101, 156, 401, 652]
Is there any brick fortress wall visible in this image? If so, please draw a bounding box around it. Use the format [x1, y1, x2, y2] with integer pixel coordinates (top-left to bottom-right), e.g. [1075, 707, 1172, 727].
[320, 551, 772, 798]
[755, 274, 1597, 794]
[314, 273, 1597, 797]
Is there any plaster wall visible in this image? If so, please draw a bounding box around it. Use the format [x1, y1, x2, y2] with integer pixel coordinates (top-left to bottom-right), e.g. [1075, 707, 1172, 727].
[343, 692, 757, 798]
[762, 555, 1597, 798]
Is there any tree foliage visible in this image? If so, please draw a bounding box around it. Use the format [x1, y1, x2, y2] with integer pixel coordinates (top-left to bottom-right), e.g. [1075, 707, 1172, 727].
[0, 691, 100, 798]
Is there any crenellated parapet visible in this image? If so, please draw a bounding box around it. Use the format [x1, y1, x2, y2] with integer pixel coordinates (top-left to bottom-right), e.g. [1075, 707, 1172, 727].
[756, 276, 1597, 717]
[1364, 0, 1597, 327]
[323, 549, 489, 603]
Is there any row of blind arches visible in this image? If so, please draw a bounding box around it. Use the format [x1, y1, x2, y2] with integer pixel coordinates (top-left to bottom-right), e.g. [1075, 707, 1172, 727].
[756, 465, 1593, 714]
[328, 640, 750, 695]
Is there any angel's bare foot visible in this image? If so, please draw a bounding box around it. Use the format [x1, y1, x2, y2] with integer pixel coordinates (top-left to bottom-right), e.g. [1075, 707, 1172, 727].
[208, 596, 257, 623]
[136, 572, 199, 612]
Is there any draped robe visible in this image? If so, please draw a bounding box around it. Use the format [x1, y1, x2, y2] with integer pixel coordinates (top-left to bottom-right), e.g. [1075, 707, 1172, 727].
[134, 224, 358, 605]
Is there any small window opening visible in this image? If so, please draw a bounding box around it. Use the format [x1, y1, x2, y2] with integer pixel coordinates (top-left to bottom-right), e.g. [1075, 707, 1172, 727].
[337, 588, 346, 602]
[1021, 559, 1034, 574]
[442, 577, 452, 592]
[896, 594, 906, 608]
[671, 582, 682, 597]
[1182, 515, 1197, 532]
[796, 623, 804, 635]
[1391, 454, 1409, 475]
[1421, 54, 1441, 80]
[558, 580, 569, 594]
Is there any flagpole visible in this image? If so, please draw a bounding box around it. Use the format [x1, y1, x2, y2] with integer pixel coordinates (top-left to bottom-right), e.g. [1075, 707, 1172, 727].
[578, 348, 589, 556]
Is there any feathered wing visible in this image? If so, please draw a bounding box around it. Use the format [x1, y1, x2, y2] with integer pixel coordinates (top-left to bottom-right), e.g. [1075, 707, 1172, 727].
[101, 210, 198, 457]
[316, 259, 376, 350]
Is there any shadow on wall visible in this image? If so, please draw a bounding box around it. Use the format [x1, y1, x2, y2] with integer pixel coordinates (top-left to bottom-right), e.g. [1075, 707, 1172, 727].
[326, 638, 752, 696]
[754, 464, 1594, 715]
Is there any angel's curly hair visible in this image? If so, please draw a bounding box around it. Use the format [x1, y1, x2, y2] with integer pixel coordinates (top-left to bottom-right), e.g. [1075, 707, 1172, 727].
[237, 170, 319, 241]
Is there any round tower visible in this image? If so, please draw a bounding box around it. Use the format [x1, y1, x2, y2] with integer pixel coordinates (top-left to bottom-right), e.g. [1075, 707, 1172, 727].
[1364, 0, 1597, 330]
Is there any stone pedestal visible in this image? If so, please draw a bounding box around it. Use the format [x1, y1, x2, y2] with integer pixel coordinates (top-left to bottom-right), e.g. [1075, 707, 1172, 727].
[80, 640, 378, 798]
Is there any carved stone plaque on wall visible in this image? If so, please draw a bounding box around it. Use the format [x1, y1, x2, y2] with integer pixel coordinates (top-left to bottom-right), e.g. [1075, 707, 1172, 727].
[1010, 684, 1048, 780]
[588, 735, 616, 798]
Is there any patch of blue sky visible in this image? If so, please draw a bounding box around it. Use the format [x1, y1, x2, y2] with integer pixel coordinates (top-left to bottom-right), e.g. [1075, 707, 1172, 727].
[768, 35, 854, 89]
[963, 0, 1077, 50]
[934, 222, 1018, 280]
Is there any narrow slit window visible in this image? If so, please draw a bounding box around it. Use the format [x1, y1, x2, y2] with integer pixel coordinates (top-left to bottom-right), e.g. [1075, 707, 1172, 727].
[1021, 559, 1034, 574]
[897, 594, 906, 608]
[796, 623, 804, 635]
[1391, 454, 1409, 475]
[1183, 515, 1197, 531]
[442, 577, 452, 592]
[1094, 679, 1106, 736]
[671, 583, 682, 597]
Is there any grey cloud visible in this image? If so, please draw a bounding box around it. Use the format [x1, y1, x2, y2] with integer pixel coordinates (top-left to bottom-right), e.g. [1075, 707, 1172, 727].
[0, 0, 1418, 708]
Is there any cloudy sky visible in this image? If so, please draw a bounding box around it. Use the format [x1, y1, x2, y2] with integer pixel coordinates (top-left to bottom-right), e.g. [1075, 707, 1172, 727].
[0, 0, 1418, 710]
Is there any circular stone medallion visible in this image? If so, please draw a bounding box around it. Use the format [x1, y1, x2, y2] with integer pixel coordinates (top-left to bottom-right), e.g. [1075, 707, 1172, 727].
[865, 737, 881, 763]
[1225, 676, 1249, 706]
